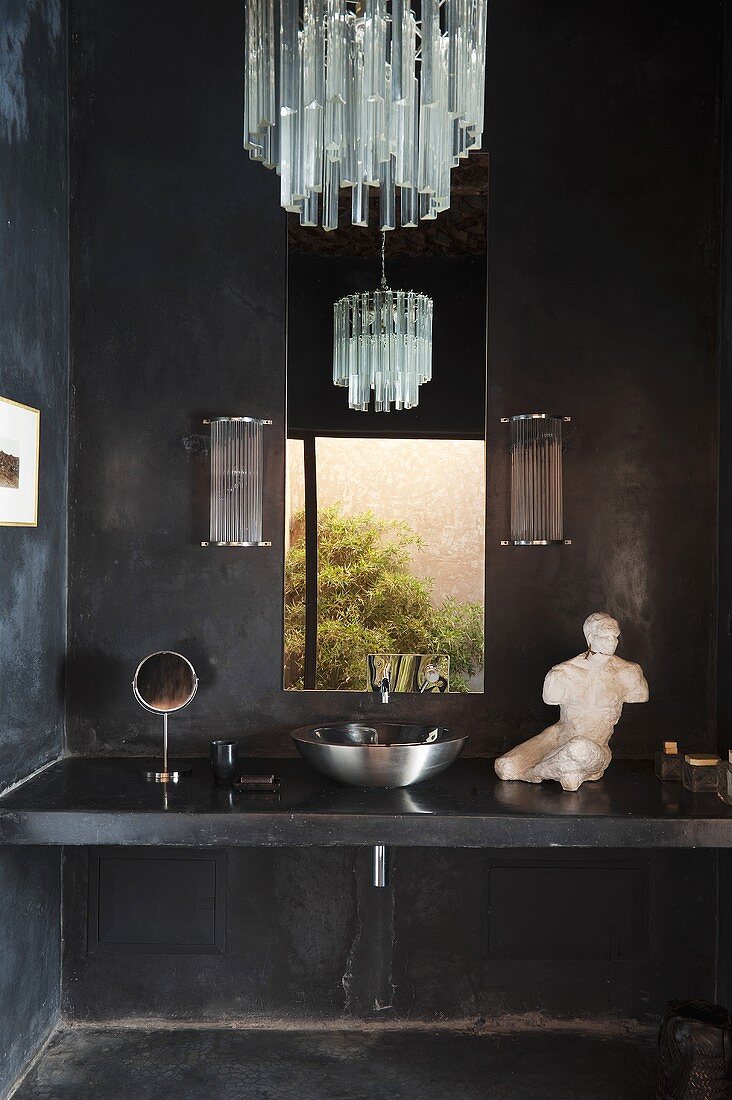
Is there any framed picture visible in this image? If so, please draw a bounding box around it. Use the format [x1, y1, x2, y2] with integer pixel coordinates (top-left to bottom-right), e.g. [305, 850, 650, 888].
[0, 396, 40, 527]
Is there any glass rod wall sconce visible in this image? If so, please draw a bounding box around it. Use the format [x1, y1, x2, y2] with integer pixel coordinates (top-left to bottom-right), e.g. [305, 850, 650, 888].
[501, 414, 571, 546]
[201, 417, 272, 547]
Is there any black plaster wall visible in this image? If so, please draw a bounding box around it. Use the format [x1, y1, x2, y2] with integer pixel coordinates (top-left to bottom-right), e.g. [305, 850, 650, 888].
[67, 0, 721, 760]
[66, 0, 286, 758]
[484, 0, 721, 758]
[0, 0, 68, 1093]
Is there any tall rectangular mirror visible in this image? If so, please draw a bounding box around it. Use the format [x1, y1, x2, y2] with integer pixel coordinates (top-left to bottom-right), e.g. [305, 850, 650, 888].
[284, 162, 488, 693]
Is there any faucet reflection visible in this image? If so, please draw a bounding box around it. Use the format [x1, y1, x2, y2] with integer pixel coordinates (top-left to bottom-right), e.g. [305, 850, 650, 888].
[368, 653, 450, 695]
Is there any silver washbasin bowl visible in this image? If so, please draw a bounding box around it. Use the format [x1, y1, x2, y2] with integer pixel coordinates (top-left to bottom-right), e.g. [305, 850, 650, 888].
[291, 722, 467, 788]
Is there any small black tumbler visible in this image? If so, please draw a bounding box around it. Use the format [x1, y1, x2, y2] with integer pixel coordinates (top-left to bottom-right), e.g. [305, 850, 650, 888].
[210, 740, 239, 783]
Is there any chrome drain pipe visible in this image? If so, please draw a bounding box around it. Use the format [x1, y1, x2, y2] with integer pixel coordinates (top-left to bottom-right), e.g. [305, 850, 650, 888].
[372, 844, 388, 888]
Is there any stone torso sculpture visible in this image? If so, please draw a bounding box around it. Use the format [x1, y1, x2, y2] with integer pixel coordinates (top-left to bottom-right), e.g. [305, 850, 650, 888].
[495, 612, 649, 792]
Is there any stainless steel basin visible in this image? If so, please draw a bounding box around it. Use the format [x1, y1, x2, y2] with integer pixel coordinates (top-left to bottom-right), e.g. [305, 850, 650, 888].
[291, 722, 467, 788]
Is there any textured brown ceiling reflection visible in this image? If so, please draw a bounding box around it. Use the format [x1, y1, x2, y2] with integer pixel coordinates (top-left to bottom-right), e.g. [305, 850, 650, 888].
[287, 154, 488, 258]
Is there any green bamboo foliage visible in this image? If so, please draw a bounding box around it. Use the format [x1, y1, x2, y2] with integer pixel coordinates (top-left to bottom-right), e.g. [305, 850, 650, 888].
[284, 504, 484, 691]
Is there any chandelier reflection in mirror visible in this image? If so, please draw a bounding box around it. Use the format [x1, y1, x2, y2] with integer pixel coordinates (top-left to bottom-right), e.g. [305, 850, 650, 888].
[244, 0, 488, 230]
[333, 232, 433, 410]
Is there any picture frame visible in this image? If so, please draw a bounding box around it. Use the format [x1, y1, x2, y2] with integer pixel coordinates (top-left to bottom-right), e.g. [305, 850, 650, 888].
[0, 396, 40, 527]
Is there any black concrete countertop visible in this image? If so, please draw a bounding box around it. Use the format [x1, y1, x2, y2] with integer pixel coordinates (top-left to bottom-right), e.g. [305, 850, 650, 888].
[1, 756, 732, 848]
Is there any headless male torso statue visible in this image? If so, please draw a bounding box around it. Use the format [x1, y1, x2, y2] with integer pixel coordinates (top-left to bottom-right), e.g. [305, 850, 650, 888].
[494, 612, 649, 792]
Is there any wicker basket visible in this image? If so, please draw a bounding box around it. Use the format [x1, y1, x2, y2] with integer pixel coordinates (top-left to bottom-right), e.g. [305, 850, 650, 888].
[658, 1001, 732, 1100]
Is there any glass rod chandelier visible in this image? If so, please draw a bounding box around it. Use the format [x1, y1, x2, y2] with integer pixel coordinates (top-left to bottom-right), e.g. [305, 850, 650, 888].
[244, 0, 488, 230]
[333, 232, 433, 410]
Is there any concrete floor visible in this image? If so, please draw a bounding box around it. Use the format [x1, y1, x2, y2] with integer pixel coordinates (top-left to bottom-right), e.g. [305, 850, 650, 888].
[13, 1026, 658, 1099]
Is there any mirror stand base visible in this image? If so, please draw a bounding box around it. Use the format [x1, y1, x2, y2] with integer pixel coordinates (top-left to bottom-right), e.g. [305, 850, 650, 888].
[141, 767, 193, 783]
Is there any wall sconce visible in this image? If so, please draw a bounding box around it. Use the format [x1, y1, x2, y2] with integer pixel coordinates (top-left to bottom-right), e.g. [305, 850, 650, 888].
[201, 416, 272, 547]
[501, 414, 571, 546]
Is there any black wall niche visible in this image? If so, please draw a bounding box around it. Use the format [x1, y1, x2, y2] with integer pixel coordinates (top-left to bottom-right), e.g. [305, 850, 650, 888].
[62, 846, 718, 1026]
[68, 0, 721, 759]
[0, 0, 68, 1092]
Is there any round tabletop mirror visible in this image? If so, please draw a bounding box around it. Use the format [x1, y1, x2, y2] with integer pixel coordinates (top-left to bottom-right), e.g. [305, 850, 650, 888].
[133, 651, 198, 714]
[132, 651, 198, 782]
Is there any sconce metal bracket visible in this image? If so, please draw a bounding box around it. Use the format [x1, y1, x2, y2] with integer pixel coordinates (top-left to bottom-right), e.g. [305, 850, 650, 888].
[501, 540, 572, 546]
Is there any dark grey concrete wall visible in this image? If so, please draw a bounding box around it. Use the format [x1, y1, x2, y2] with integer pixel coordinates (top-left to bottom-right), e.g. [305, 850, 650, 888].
[67, 0, 721, 760]
[0, 0, 68, 787]
[0, 0, 68, 1093]
[0, 849, 61, 1093]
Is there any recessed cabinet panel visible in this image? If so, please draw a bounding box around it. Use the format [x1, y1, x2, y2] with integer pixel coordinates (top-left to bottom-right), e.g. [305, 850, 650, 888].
[88, 849, 226, 955]
[484, 860, 648, 961]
